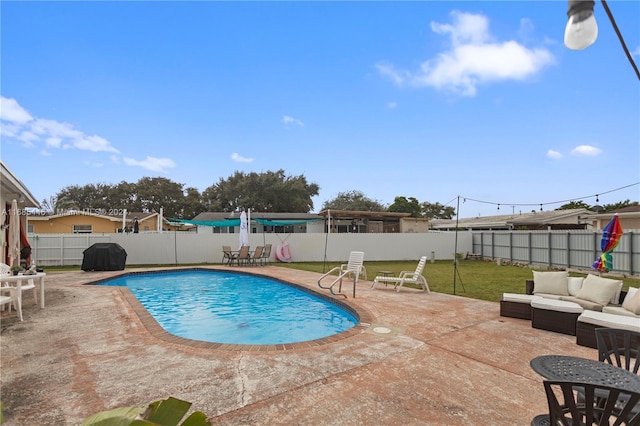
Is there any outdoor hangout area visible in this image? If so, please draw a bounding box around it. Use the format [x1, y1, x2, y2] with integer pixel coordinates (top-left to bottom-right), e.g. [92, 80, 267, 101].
[1, 263, 639, 425]
[500, 270, 640, 346]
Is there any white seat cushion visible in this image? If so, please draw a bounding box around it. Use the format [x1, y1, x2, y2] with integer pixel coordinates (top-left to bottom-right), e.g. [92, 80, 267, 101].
[577, 310, 640, 332]
[501, 293, 540, 303]
[531, 298, 583, 314]
[602, 305, 640, 318]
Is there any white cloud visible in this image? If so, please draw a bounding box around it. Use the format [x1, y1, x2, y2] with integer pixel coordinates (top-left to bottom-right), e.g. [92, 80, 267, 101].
[282, 115, 304, 127]
[0, 97, 33, 124]
[375, 63, 407, 85]
[0, 96, 120, 154]
[546, 150, 563, 159]
[388, 101, 398, 109]
[632, 46, 640, 57]
[45, 137, 62, 148]
[123, 156, 176, 173]
[571, 145, 602, 157]
[377, 11, 554, 96]
[231, 152, 254, 163]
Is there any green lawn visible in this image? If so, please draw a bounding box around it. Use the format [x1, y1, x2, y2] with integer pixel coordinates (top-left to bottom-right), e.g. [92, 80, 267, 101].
[44, 260, 640, 304]
[276, 259, 640, 303]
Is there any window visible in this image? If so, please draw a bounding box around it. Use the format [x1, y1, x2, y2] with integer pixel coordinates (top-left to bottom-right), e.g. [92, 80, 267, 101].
[73, 224, 92, 234]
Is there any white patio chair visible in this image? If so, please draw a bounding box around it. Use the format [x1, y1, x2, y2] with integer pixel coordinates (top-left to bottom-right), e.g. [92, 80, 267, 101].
[317, 251, 365, 298]
[371, 256, 430, 292]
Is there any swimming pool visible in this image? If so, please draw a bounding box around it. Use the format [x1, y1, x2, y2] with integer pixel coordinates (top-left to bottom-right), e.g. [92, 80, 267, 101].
[99, 269, 359, 345]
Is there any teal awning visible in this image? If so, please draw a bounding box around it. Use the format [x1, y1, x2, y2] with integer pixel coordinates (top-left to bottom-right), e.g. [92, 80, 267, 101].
[168, 218, 241, 227]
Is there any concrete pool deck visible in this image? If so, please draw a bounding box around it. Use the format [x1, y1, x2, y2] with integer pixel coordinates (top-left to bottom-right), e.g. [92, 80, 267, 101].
[1, 266, 597, 425]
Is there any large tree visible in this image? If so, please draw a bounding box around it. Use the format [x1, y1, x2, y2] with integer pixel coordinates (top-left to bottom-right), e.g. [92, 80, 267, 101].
[202, 169, 319, 213]
[54, 178, 189, 217]
[55, 183, 111, 211]
[388, 196, 422, 217]
[135, 177, 187, 217]
[556, 201, 591, 210]
[422, 202, 455, 219]
[321, 190, 386, 211]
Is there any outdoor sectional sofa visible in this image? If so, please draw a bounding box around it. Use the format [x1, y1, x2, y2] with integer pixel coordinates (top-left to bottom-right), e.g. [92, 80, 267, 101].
[500, 271, 640, 348]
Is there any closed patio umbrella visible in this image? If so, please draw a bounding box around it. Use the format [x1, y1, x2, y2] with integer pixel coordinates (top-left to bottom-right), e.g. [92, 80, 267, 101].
[592, 214, 623, 273]
[238, 210, 249, 249]
[8, 199, 20, 268]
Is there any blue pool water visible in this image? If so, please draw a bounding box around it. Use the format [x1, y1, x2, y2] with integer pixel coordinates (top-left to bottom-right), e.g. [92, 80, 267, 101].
[99, 270, 358, 345]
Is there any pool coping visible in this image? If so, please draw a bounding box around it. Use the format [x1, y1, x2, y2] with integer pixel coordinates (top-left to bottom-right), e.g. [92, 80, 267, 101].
[87, 267, 374, 352]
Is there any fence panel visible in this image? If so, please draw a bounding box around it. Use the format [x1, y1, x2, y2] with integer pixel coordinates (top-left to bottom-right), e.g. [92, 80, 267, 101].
[473, 230, 638, 275]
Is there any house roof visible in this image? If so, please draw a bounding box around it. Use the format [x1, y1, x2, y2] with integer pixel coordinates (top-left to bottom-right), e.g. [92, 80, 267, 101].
[588, 205, 640, 218]
[28, 210, 159, 222]
[0, 160, 40, 208]
[431, 209, 591, 230]
[317, 210, 411, 220]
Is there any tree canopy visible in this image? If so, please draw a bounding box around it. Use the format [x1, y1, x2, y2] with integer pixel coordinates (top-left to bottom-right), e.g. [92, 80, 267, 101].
[422, 202, 456, 219]
[388, 196, 422, 217]
[556, 199, 638, 212]
[321, 190, 386, 211]
[45, 171, 637, 220]
[50, 170, 319, 218]
[201, 170, 319, 213]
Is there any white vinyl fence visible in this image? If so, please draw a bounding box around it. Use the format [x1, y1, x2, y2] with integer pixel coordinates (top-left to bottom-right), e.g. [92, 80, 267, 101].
[28, 231, 468, 266]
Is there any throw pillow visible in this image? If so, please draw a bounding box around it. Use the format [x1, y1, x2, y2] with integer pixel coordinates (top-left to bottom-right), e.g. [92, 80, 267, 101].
[567, 277, 584, 296]
[575, 274, 622, 306]
[622, 287, 638, 310]
[622, 288, 640, 315]
[533, 271, 569, 296]
[610, 281, 624, 305]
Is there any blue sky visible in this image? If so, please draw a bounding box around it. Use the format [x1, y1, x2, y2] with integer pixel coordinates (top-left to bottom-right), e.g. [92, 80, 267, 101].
[1, 1, 639, 217]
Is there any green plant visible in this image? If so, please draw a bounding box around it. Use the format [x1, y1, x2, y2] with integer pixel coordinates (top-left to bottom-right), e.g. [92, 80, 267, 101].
[82, 397, 210, 426]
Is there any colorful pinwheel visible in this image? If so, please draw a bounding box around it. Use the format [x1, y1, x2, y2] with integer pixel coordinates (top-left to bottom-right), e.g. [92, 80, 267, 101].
[592, 214, 623, 272]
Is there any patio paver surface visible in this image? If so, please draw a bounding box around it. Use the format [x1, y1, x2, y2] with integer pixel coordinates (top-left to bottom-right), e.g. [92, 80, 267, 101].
[0, 266, 597, 425]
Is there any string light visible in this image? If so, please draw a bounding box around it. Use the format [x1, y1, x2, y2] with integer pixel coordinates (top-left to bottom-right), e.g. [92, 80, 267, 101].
[449, 182, 639, 211]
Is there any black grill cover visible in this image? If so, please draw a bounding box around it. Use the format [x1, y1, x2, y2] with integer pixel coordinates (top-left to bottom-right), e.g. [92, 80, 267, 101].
[81, 243, 127, 271]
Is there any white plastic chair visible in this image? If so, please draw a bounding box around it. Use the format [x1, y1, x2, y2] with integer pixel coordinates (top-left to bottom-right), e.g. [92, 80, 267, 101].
[0, 283, 23, 321]
[371, 256, 430, 292]
[318, 251, 365, 298]
[1, 263, 38, 307]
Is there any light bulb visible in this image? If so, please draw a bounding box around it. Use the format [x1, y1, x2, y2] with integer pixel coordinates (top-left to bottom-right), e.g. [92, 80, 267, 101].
[564, 4, 598, 50]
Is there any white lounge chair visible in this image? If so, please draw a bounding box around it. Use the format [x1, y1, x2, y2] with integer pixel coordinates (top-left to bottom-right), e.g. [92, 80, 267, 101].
[371, 256, 430, 292]
[318, 251, 365, 298]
